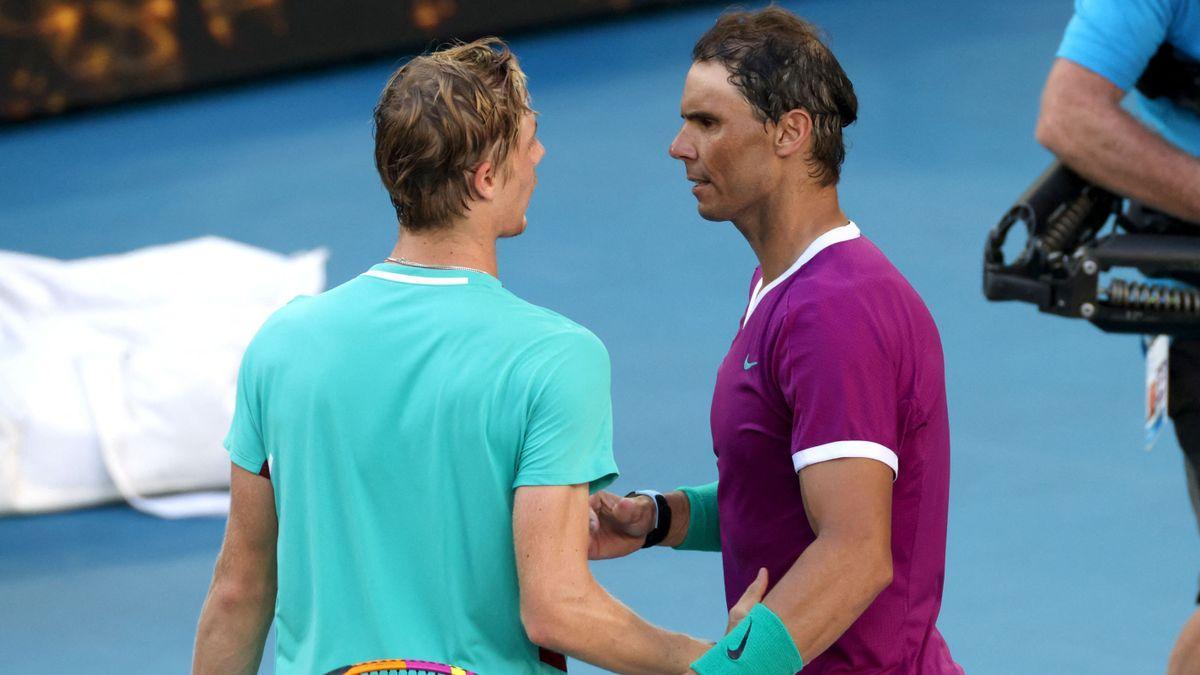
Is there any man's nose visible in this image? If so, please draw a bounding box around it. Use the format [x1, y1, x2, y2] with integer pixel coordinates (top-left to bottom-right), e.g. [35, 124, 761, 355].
[668, 128, 694, 160]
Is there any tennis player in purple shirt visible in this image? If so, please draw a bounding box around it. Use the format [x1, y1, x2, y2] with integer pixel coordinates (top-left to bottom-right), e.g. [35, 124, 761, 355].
[589, 8, 962, 674]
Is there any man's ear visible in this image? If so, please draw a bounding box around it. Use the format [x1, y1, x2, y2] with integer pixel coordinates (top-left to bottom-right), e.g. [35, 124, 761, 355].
[775, 108, 813, 159]
[469, 160, 497, 201]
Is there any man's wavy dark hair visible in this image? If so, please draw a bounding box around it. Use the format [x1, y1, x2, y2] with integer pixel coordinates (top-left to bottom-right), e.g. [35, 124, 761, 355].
[693, 6, 858, 186]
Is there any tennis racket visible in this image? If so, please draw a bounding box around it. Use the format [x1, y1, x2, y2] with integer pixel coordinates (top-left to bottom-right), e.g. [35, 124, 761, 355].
[324, 658, 476, 675]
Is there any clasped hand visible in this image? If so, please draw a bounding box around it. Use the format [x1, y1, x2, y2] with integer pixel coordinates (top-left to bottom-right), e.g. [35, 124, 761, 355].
[587, 490, 770, 673]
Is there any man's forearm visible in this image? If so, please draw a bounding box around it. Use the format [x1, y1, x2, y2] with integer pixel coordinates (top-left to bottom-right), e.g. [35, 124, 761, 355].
[659, 481, 719, 551]
[761, 535, 891, 664]
[661, 489, 692, 548]
[530, 577, 709, 674]
[521, 484, 709, 673]
[192, 578, 275, 675]
[1044, 104, 1200, 221]
[1038, 59, 1200, 222]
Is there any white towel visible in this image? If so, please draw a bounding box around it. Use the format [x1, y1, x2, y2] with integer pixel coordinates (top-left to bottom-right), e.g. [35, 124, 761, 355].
[0, 236, 327, 517]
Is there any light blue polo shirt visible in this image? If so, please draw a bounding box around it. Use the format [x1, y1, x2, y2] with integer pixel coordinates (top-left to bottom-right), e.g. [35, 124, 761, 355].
[224, 262, 618, 674]
[1058, 0, 1200, 155]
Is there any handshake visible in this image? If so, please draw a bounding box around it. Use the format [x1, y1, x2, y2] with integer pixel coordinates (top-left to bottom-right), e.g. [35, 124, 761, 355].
[586, 490, 769, 640]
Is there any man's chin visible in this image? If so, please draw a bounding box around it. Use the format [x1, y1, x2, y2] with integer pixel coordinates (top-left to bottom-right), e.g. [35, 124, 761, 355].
[696, 204, 728, 222]
[499, 216, 528, 238]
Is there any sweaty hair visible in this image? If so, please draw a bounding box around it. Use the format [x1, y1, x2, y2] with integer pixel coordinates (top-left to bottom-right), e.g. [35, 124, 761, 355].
[693, 7, 858, 186]
[373, 38, 532, 231]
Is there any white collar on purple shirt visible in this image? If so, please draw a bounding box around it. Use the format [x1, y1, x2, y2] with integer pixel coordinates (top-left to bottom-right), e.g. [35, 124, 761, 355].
[742, 220, 860, 327]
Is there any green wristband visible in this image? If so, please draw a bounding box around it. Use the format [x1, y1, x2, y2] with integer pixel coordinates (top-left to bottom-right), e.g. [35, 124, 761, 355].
[691, 603, 804, 674]
[676, 481, 721, 551]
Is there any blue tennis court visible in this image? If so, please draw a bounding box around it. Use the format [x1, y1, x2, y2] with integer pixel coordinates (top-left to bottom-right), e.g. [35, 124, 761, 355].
[0, 0, 1193, 672]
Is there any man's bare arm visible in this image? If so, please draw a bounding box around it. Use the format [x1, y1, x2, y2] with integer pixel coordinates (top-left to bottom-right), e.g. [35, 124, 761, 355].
[761, 458, 894, 662]
[1037, 58, 1200, 222]
[515, 483, 711, 674]
[193, 465, 278, 675]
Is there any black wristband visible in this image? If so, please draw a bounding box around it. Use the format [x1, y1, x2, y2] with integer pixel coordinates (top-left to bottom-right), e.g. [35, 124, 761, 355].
[627, 491, 672, 549]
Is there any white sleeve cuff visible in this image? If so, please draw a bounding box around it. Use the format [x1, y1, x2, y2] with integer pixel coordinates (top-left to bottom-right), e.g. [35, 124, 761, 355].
[792, 441, 898, 480]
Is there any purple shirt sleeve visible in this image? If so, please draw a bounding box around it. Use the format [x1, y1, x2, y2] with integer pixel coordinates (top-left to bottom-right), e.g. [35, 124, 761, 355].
[775, 302, 900, 477]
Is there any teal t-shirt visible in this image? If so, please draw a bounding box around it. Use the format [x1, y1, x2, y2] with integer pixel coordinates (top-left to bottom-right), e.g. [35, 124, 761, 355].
[1057, 0, 1200, 155]
[225, 262, 619, 674]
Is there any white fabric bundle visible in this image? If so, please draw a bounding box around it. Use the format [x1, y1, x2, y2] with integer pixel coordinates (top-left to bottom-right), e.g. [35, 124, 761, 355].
[0, 237, 327, 518]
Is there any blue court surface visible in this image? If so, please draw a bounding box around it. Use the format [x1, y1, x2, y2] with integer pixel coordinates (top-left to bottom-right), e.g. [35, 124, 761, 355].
[0, 0, 1193, 672]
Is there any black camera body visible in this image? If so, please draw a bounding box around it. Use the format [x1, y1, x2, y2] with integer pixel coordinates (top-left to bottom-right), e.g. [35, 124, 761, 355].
[983, 162, 1200, 335]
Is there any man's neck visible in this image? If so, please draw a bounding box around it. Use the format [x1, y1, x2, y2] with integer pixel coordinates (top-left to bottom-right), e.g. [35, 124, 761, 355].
[388, 222, 499, 277]
[734, 184, 846, 287]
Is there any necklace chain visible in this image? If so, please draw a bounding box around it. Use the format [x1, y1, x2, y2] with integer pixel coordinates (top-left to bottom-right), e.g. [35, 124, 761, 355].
[384, 256, 490, 277]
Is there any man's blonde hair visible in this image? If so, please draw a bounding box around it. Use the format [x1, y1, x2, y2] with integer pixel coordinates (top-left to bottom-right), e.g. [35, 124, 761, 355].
[373, 38, 533, 231]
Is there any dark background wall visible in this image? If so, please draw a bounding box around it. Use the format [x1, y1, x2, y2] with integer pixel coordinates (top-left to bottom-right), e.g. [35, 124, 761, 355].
[0, 0, 697, 122]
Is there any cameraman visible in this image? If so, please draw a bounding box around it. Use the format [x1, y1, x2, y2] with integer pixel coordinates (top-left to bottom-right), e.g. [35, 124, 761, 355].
[1036, 1, 1200, 671]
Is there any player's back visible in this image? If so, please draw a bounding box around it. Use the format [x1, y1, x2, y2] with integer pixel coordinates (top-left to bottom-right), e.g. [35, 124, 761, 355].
[226, 262, 615, 674]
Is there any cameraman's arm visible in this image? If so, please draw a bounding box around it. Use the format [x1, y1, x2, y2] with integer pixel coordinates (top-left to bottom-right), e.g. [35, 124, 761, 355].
[1037, 58, 1200, 222]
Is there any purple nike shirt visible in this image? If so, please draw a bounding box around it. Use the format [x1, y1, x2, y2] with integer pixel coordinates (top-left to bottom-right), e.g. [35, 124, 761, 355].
[711, 223, 961, 673]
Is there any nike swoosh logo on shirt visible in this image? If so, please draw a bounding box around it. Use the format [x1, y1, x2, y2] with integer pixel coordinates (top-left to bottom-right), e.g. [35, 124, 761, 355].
[743, 356, 759, 370]
[727, 618, 752, 660]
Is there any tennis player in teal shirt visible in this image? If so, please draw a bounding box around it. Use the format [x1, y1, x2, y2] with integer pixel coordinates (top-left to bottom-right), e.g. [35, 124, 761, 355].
[192, 38, 736, 674]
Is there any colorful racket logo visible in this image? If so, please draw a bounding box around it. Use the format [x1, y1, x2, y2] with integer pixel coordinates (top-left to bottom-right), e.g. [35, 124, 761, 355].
[325, 658, 476, 674]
